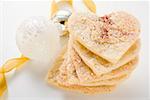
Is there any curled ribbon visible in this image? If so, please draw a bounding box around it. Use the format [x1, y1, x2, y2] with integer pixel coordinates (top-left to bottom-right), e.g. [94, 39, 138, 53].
[51, 0, 96, 17]
[51, 0, 73, 17]
[0, 67, 7, 96]
[0, 57, 29, 96]
[0, 0, 96, 97]
[83, 0, 96, 13]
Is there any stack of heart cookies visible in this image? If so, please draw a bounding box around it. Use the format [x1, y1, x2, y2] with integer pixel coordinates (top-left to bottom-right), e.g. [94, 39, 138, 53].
[46, 11, 140, 94]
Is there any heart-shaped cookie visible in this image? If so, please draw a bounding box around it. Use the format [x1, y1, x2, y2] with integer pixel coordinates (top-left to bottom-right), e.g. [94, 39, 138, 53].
[68, 11, 140, 63]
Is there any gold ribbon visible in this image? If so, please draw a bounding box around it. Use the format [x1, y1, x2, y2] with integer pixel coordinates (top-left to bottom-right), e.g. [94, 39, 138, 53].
[0, 57, 29, 96]
[51, 0, 73, 17]
[0, 67, 7, 96]
[0, 0, 96, 97]
[83, 0, 96, 13]
[51, 0, 96, 17]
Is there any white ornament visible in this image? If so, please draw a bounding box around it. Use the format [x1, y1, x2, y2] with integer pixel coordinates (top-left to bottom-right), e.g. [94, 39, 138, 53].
[16, 16, 60, 62]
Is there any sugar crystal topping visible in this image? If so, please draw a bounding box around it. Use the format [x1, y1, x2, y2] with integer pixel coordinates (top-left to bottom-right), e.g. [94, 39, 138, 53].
[90, 14, 138, 44]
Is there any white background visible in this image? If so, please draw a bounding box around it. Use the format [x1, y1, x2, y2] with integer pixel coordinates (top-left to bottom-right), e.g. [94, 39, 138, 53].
[0, 1, 149, 100]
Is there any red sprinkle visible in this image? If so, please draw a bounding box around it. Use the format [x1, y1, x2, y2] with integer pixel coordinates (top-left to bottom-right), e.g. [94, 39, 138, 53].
[103, 28, 108, 33]
[101, 33, 109, 39]
[100, 15, 113, 25]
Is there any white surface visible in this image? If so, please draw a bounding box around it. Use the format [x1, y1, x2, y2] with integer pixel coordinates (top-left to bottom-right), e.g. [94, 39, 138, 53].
[0, 1, 149, 100]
